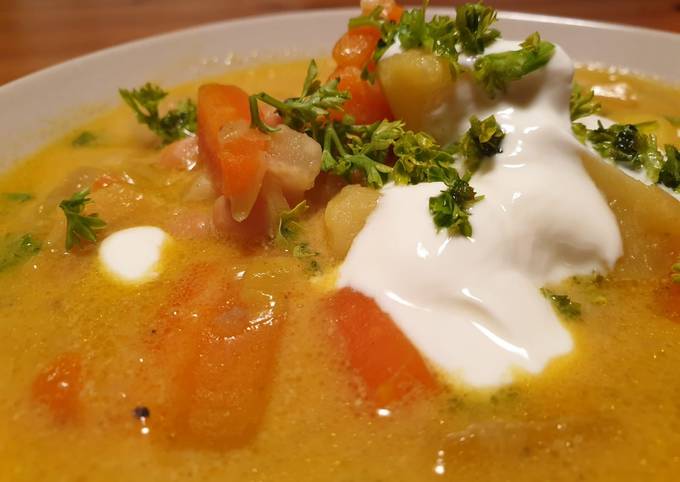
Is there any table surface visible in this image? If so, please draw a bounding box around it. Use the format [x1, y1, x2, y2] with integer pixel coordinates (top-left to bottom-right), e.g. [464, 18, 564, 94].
[1, 0, 679, 86]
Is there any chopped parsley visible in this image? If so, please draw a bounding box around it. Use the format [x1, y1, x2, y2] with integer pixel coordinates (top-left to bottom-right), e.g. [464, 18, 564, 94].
[119, 83, 197, 145]
[570, 85, 600, 121]
[541, 288, 582, 319]
[0, 233, 41, 273]
[59, 188, 107, 250]
[276, 201, 309, 245]
[575, 118, 679, 190]
[72, 131, 97, 147]
[249, 60, 350, 136]
[473, 32, 555, 98]
[659, 145, 680, 190]
[454, 2, 500, 55]
[429, 173, 481, 237]
[454, 114, 505, 172]
[2, 192, 34, 203]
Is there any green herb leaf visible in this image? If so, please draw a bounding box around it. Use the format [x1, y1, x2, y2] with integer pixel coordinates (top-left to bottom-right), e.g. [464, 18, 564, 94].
[455, 2, 500, 55]
[72, 131, 97, 147]
[541, 288, 582, 319]
[250, 60, 350, 136]
[0, 233, 41, 273]
[659, 145, 680, 190]
[2, 192, 34, 203]
[570, 85, 601, 121]
[59, 188, 107, 251]
[586, 122, 664, 179]
[119, 83, 197, 145]
[474, 32, 555, 98]
[455, 115, 505, 172]
[276, 201, 309, 245]
[429, 173, 481, 237]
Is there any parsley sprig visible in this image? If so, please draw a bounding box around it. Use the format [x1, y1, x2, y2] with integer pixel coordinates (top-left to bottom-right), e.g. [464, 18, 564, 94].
[59, 188, 107, 251]
[249, 60, 350, 137]
[119, 83, 197, 145]
[473, 32, 555, 97]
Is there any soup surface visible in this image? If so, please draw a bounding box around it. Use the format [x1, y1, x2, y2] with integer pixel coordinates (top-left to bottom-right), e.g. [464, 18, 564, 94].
[1, 14, 680, 482]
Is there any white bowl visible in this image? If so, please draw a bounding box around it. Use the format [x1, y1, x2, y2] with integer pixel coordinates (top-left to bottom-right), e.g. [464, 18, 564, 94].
[1, 9, 678, 171]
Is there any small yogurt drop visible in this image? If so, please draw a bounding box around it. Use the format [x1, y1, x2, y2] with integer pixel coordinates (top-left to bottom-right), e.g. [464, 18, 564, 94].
[99, 226, 170, 283]
[339, 41, 623, 388]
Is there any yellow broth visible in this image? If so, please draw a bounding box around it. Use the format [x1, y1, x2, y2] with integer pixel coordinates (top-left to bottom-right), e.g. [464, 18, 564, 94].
[0, 60, 679, 481]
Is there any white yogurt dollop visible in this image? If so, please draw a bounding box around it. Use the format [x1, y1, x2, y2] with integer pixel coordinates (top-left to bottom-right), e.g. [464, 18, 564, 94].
[99, 226, 170, 283]
[338, 41, 623, 388]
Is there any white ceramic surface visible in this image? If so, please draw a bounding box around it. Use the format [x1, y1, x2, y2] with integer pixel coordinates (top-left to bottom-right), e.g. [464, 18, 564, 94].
[0, 9, 678, 171]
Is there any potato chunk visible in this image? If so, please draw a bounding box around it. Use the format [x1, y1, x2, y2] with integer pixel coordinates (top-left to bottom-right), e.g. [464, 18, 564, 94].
[324, 185, 380, 258]
[377, 49, 453, 133]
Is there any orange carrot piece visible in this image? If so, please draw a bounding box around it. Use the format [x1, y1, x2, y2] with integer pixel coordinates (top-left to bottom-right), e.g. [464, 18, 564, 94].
[31, 352, 83, 423]
[332, 26, 381, 70]
[147, 264, 283, 449]
[327, 288, 438, 408]
[197, 83, 269, 219]
[329, 65, 393, 125]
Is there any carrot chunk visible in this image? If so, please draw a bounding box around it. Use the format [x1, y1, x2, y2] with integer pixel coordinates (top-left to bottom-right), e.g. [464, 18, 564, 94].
[327, 288, 438, 408]
[147, 264, 283, 449]
[332, 26, 381, 70]
[329, 66, 393, 125]
[197, 84, 269, 220]
[31, 352, 83, 423]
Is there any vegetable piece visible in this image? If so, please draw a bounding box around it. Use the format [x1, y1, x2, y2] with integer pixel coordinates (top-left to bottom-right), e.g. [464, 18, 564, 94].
[473, 32, 556, 97]
[146, 264, 283, 449]
[197, 84, 269, 221]
[455, 2, 500, 55]
[71, 131, 97, 147]
[263, 124, 323, 193]
[158, 136, 199, 171]
[377, 49, 453, 133]
[324, 185, 380, 258]
[326, 288, 438, 408]
[541, 288, 582, 319]
[332, 26, 382, 70]
[329, 65, 394, 125]
[31, 353, 83, 423]
[59, 188, 107, 250]
[659, 145, 680, 190]
[570, 85, 601, 121]
[119, 83, 197, 145]
[0, 233, 41, 273]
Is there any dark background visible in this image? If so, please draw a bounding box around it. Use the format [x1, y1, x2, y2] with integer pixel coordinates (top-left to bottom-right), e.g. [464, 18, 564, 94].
[2, 0, 678, 85]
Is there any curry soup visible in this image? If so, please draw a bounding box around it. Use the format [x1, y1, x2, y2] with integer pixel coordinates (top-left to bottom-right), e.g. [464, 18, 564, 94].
[1, 17, 680, 482]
